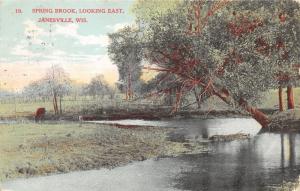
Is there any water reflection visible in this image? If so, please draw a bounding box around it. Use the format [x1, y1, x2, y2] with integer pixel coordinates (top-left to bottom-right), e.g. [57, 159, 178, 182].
[175, 133, 300, 191]
[91, 118, 262, 137]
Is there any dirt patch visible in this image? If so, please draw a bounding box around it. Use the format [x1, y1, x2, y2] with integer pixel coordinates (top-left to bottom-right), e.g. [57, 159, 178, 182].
[209, 133, 250, 142]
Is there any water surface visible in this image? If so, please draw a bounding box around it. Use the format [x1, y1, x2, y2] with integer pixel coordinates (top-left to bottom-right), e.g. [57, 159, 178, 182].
[90, 118, 262, 137]
[2, 118, 300, 191]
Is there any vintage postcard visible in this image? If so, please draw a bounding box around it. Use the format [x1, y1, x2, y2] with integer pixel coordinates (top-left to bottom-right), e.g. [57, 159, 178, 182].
[0, 0, 300, 190]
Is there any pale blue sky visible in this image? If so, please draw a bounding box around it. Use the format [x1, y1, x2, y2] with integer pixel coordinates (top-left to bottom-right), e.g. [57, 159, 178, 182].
[0, 0, 135, 90]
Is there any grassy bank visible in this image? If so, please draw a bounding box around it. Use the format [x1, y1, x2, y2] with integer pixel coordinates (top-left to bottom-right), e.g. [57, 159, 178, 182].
[0, 121, 207, 182]
[268, 109, 300, 132]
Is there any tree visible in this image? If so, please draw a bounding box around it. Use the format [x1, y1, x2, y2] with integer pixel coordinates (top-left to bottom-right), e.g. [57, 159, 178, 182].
[219, 0, 300, 112]
[45, 65, 71, 115]
[272, 0, 300, 110]
[108, 26, 143, 100]
[84, 74, 111, 99]
[232, 0, 300, 111]
[22, 66, 71, 115]
[22, 80, 52, 102]
[124, 0, 300, 127]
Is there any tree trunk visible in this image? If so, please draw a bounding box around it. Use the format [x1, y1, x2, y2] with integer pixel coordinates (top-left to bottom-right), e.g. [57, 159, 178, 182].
[213, 88, 269, 128]
[128, 71, 133, 100]
[278, 86, 283, 112]
[53, 98, 56, 115]
[287, 85, 294, 109]
[125, 74, 132, 100]
[193, 88, 201, 109]
[59, 96, 63, 115]
[125, 86, 128, 100]
[53, 92, 58, 115]
[171, 87, 182, 113]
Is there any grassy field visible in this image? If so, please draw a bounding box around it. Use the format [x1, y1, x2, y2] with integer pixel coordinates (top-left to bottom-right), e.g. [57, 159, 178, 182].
[0, 98, 117, 118]
[0, 96, 163, 118]
[0, 88, 298, 118]
[260, 87, 300, 110]
[0, 121, 205, 182]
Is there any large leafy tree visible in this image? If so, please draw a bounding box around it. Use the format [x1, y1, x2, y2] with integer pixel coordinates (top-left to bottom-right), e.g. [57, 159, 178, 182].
[108, 0, 300, 127]
[213, 0, 300, 111]
[263, 0, 300, 110]
[108, 26, 143, 100]
[134, 1, 270, 126]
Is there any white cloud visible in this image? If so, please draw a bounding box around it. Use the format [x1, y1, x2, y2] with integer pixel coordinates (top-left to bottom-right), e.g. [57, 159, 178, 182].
[106, 22, 132, 32]
[0, 58, 8, 62]
[54, 23, 78, 37]
[52, 49, 67, 56]
[23, 19, 46, 45]
[11, 42, 40, 57]
[22, 21, 109, 47]
[78, 35, 109, 46]
[54, 23, 109, 46]
[24, 20, 45, 36]
[10, 20, 45, 57]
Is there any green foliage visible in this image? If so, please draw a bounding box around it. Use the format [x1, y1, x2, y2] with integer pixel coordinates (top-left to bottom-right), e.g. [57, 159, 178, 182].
[130, 0, 182, 22]
[109, 0, 300, 109]
[108, 26, 143, 94]
[84, 74, 112, 97]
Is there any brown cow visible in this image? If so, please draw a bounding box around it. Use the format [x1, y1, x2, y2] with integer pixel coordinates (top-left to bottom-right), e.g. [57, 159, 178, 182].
[35, 108, 46, 122]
